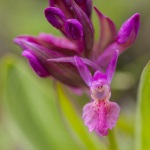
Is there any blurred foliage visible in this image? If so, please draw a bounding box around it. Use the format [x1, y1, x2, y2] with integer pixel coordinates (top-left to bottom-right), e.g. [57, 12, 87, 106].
[1, 55, 91, 150]
[0, 0, 150, 150]
[135, 61, 150, 150]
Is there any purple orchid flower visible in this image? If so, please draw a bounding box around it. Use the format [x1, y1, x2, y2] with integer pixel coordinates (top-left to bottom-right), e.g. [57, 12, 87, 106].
[14, 0, 140, 88]
[14, 0, 140, 136]
[74, 50, 120, 136]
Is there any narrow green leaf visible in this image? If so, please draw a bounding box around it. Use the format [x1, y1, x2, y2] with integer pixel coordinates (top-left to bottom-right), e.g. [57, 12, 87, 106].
[135, 61, 150, 150]
[56, 84, 106, 150]
[2, 55, 81, 150]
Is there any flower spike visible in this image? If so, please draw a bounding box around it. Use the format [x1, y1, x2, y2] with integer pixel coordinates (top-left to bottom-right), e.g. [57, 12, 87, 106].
[14, 0, 140, 137]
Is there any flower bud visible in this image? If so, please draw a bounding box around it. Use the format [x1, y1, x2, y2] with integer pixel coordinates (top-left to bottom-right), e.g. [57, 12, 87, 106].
[45, 7, 66, 29]
[65, 19, 83, 40]
[22, 50, 50, 77]
[117, 13, 140, 45]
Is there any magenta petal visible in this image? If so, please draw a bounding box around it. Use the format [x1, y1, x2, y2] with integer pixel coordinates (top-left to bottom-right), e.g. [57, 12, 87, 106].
[106, 50, 119, 83]
[22, 50, 50, 77]
[48, 56, 101, 71]
[38, 33, 77, 52]
[82, 101, 99, 132]
[82, 100, 120, 136]
[94, 7, 117, 55]
[117, 13, 140, 46]
[92, 71, 107, 82]
[14, 35, 38, 50]
[15, 34, 78, 56]
[105, 102, 120, 130]
[74, 56, 92, 86]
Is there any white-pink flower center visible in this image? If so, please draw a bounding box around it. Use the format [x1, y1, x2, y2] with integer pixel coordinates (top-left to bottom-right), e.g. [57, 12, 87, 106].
[90, 83, 110, 101]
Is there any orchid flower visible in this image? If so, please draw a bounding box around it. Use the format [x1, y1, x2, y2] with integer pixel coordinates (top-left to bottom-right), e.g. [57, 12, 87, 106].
[14, 0, 140, 136]
[14, 0, 140, 88]
[74, 50, 120, 136]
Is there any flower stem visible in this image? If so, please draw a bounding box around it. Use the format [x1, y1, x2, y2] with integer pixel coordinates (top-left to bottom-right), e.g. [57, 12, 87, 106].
[108, 129, 119, 150]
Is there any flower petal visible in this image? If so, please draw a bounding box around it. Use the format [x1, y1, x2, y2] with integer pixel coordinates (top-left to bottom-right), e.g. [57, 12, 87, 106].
[14, 34, 77, 56]
[48, 56, 101, 71]
[38, 33, 77, 55]
[82, 101, 98, 132]
[94, 7, 117, 56]
[105, 101, 120, 130]
[92, 71, 107, 82]
[82, 100, 120, 136]
[22, 50, 50, 77]
[74, 56, 92, 86]
[106, 50, 119, 83]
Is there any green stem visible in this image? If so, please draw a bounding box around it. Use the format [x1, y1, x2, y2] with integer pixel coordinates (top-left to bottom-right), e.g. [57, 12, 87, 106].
[108, 129, 119, 150]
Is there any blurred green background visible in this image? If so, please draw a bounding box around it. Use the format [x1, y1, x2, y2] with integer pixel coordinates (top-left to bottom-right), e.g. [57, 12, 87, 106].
[0, 0, 150, 150]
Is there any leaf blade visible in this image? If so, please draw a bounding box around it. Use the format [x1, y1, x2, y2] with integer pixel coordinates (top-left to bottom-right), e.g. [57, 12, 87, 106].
[135, 61, 150, 150]
[3, 55, 81, 150]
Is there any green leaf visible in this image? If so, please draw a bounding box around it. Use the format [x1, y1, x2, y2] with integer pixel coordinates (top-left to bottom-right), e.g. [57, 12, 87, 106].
[135, 61, 150, 150]
[56, 84, 106, 150]
[2, 55, 82, 150]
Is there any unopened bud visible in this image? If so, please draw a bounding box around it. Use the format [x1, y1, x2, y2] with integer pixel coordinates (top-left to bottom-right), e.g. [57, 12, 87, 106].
[22, 50, 50, 77]
[65, 19, 83, 40]
[117, 13, 140, 45]
[45, 7, 66, 29]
